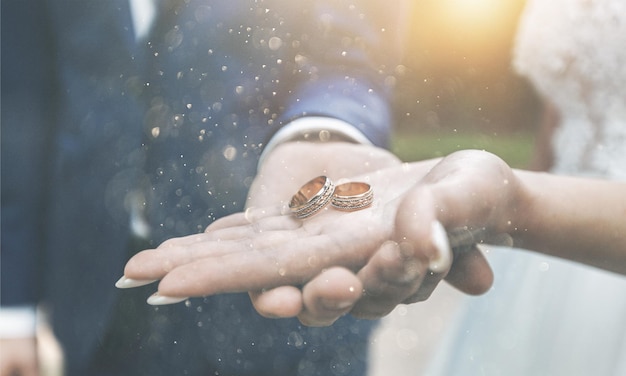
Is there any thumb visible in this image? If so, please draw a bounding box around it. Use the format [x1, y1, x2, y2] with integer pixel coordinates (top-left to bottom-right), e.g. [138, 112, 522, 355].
[394, 184, 494, 295]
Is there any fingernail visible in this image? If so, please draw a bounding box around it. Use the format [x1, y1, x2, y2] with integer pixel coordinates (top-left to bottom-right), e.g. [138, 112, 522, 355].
[146, 293, 188, 305]
[115, 276, 157, 288]
[429, 221, 452, 273]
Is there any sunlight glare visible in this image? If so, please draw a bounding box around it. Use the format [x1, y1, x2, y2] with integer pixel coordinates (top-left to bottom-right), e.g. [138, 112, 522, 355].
[443, 0, 502, 25]
[406, 0, 524, 60]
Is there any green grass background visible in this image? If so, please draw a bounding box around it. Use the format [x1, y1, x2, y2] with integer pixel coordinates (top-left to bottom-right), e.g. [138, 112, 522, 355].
[391, 130, 534, 168]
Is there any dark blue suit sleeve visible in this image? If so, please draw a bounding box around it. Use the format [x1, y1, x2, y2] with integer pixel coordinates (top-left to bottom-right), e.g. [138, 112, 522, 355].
[1, 0, 56, 306]
[275, 0, 405, 147]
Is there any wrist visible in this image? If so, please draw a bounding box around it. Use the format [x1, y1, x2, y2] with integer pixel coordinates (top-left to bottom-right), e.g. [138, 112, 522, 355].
[259, 117, 371, 168]
[507, 169, 541, 248]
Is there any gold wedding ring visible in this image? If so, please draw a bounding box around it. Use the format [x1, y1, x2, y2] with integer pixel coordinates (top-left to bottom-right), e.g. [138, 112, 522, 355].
[289, 176, 335, 219]
[331, 182, 373, 211]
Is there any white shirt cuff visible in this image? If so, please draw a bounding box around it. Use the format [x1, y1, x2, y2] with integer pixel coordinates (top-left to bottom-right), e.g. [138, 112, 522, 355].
[259, 117, 372, 166]
[0, 306, 37, 338]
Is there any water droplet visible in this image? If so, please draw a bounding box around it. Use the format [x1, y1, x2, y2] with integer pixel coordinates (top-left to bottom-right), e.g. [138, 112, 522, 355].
[151, 127, 161, 138]
[318, 129, 331, 142]
[307, 256, 318, 267]
[164, 26, 183, 51]
[385, 75, 397, 87]
[222, 145, 237, 161]
[287, 331, 305, 348]
[268, 36, 282, 51]
[172, 114, 184, 127]
[235, 85, 244, 95]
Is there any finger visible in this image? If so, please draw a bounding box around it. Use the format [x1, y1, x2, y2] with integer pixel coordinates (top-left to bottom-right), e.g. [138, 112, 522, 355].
[138, 201, 386, 301]
[399, 220, 453, 303]
[348, 187, 455, 319]
[205, 205, 287, 232]
[123, 229, 300, 281]
[123, 208, 301, 282]
[350, 241, 427, 319]
[297, 267, 363, 327]
[395, 184, 494, 294]
[249, 287, 304, 318]
[155, 233, 359, 298]
[204, 212, 249, 232]
[444, 246, 493, 295]
[393, 186, 444, 267]
[202, 214, 300, 240]
[400, 270, 446, 304]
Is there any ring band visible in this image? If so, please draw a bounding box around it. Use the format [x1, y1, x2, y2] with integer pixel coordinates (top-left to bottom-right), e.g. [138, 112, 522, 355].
[289, 176, 335, 219]
[331, 182, 373, 211]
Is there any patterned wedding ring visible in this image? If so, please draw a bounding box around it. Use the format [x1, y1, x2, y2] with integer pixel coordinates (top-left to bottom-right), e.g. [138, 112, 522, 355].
[289, 176, 335, 219]
[331, 182, 373, 211]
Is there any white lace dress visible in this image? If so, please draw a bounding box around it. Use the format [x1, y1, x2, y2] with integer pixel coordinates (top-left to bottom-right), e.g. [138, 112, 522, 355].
[424, 0, 626, 375]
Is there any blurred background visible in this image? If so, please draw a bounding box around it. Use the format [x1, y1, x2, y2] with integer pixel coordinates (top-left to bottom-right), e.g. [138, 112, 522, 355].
[35, 1, 539, 375]
[391, 0, 538, 167]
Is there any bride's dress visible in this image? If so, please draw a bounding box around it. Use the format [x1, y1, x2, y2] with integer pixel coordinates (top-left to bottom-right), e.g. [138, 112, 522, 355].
[518, 0, 626, 180]
[423, 0, 626, 374]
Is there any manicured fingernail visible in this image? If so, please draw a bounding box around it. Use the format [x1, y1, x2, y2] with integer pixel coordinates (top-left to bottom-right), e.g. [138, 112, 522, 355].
[146, 293, 188, 305]
[115, 276, 157, 288]
[429, 221, 452, 273]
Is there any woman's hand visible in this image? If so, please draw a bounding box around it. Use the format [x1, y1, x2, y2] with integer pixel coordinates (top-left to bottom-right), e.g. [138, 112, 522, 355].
[297, 149, 520, 323]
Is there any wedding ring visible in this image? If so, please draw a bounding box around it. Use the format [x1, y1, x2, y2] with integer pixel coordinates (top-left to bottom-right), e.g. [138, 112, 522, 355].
[331, 182, 373, 211]
[289, 176, 335, 219]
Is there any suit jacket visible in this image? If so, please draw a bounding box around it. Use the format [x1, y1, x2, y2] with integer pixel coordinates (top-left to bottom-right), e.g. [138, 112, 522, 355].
[2, 0, 400, 374]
